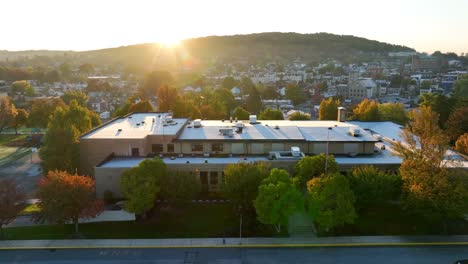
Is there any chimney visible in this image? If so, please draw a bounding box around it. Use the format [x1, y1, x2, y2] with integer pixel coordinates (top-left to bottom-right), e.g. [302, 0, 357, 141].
[337, 107, 346, 122]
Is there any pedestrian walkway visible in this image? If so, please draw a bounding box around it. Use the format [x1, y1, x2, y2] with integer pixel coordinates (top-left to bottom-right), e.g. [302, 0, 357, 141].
[288, 211, 316, 237]
[2, 235, 468, 249]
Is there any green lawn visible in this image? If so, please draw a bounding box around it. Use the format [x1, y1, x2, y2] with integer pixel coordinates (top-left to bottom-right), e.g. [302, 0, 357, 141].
[20, 204, 41, 215]
[327, 203, 468, 236]
[0, 134, 27, 145]
[4, 203, 283, 240]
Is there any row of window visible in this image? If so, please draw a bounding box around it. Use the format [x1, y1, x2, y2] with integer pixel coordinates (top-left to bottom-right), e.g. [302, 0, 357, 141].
[150, 143, 224, 153]
[199, 171, 223, 185]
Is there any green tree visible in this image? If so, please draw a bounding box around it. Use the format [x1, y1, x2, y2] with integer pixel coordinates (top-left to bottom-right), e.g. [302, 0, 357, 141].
[351, 99, 379, 121]
[140, 71, 174, 99]
[293, 154, 339, 189]
[120, 158, 166, 216]
[79, 63, 94, 75]
[222, 76, 237, 90]
[28, 97, 66, 128]
[35, 170, 103, 235]
[393, 106, 468, 223]
[39, 100, 99, 174]
[347, 166, 402, 210]
[210, 88, 236, 117]
[318, 97, 340, 120]
[258, 108, 283, 120]
[261, 86, 279, 99]
[222, 162, 270, 212]
[161, 171, 201, 205]
[0, 96, 17, 132]
[12, 108, 29, 134]
[128, 100, 154, 113]
[445, 107, 468, 142]
[61, 91, 89, 107]
[378, 102, 408, 125]
[59, 63, 72, 81]
[157, 85, 179, 112]
[254, 169, 303, 232]
[11, 80, 35, 96]
[307, 173, 356, 232]
[232, 106, 250, 120]
[453, 74, 468, 98]
[288, 111, 310, 120]
[285, 83, 306, 105]
[419, 93, 452, 127]
[244, 86, 262, 114]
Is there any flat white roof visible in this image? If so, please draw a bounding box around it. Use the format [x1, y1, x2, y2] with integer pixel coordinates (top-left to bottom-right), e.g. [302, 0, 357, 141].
[178, 120, 376, 142]
[81, 113, 188, 139]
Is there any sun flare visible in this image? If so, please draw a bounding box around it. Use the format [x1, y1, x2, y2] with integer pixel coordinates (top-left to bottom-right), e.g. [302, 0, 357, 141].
[158, 36, 181, 47]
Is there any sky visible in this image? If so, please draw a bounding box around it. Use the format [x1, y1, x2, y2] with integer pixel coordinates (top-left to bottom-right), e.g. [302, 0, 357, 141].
[2, 0, 467, 54]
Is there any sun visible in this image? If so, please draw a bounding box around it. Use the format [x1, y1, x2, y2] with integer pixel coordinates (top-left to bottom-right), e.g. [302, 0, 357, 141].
[158, 36, 181, 47]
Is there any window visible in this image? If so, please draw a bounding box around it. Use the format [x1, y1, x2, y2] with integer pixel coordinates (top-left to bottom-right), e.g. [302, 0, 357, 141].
[192, 143, 203, 152]
[167, 144, 174, 153]
[210, 172, 218, 185]
[200, 171, 208, 185]
[131, 148, 139, 156]
[152, 144, 163, 153]
[211, 143, 223, 152]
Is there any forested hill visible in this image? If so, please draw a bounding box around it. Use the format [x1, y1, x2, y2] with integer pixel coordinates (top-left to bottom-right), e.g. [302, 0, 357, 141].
[0, 32, 415, 67]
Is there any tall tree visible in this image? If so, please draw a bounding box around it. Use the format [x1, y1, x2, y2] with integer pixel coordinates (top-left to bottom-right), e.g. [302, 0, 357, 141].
[28, 97, 66, 128]
[35, 170, 103, 235]
[232, 106, 250, 120]
[0, 96, 17, 132]
[347, 166, 402, 210]
[419, 93, 452, 127]
[120, 159, 166, 216]
[222, 76, 237, 90]
[78, 63, 94, 75]
[40, 100, 99, 174]
[244, 86, 262, 114]
[12, 108, 29, 134]
[318, 97, 340, 120]
[141, 71, 174, 98]
[161, 171, 201, 205]
[445, 107, 468, 142]
[378, 102, 408, 125]
[351, 99, 379, 121]
[307, 173, 356, 232]
[254, 169, 303, 232]
[393, 106, 468, 223]
[293, 154, 339, 189]
[61, 91, 89, 107]
[0, 179, 25, 237]
[285, 83, 306, 105]
[157, 85, 179, 112]
[128, 100, 154, 113]
[258, 108, 283, 120]
[453, 74, 468, 98]
[222, 162, 270, 213]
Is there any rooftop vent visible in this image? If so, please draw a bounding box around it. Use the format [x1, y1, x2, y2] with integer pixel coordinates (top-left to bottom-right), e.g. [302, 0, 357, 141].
[349, 127, 361, 137]
[274, 125, 280, 129]
[136, 123, 140, 126]
[165, 116, 173, 123]
[193, 119, 202, 128]
[128, 116, 132, 119]
[249, 115, 257, 124]
[117, 128, 122, 132]
[219, 128, 234, 137]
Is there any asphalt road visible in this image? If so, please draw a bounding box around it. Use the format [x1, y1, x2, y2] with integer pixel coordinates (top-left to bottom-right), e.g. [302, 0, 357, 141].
[1, 246, 468, 264]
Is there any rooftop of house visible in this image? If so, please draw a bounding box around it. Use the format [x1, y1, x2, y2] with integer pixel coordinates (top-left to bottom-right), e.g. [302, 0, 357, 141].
[81, 113, 188, 139]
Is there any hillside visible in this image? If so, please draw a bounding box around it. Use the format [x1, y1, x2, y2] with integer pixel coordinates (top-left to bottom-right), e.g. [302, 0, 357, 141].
[0, 32, 415, 67]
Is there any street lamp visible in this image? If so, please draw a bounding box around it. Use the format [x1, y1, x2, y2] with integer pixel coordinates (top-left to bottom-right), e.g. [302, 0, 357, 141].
[325, 127, 332, 173]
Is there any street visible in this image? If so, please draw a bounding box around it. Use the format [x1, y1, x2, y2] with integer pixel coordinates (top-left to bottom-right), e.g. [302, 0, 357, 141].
[1, 246, 468, 263]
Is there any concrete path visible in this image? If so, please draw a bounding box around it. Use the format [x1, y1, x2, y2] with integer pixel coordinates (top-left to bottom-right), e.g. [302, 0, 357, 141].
[2, 235, 468, 249]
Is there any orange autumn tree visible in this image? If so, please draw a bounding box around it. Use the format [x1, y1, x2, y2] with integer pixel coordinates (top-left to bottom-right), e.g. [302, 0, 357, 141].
[0, 179, 25, 237]
[35, 171, 103, 235]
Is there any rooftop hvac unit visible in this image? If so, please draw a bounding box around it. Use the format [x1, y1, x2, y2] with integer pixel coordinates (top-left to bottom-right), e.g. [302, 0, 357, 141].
[165, 116, 173, 123]
[193, 119, 202, 128]
[219, 128, 234, 137]
[249, 115, 257, 124]
[291, 146, 301, 157]
[349, 127, 361, 137]
[235, 121, 243, 133]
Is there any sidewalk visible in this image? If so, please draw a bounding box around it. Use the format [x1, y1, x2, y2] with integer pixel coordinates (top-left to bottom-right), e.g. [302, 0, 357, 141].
[2, 235, 468, 249]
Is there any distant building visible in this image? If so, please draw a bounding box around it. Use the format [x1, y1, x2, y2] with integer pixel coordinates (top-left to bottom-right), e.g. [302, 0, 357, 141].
[411, 55, 445, 72]
[348, 78, 378, 99]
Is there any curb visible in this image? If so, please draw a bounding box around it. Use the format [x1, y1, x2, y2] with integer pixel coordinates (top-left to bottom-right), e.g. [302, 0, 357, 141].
[2, 241, 468, 250]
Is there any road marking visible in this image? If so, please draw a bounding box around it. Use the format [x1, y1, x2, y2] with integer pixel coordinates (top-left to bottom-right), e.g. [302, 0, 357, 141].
[2, 241, 468, 250]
